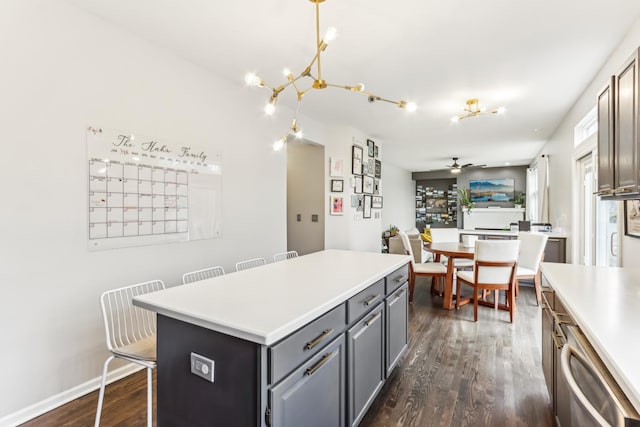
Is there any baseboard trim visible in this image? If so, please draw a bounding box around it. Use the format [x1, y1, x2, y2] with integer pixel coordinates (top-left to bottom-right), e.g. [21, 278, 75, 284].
[0, 363, 143, 427]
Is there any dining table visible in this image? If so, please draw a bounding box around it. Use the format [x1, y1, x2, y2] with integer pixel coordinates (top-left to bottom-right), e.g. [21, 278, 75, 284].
[424, 242, 475, 310]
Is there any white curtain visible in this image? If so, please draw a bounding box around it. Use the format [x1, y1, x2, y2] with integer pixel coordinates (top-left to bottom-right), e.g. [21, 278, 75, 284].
[527, 155, 550, 223]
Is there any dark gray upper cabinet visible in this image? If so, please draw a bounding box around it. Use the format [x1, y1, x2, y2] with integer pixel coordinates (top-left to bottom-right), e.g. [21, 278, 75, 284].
[615, 48, 640, 195]
[597, 77, 615, 195]
[597, 47, 640, 198]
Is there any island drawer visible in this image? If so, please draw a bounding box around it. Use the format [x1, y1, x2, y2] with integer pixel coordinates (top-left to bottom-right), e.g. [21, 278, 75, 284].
[385, 264, 409, 294]
[269, 303, 347, 385]
[347, 279, 385, 324]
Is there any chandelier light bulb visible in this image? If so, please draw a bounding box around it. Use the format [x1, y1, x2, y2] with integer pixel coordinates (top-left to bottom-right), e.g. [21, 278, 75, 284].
[496, 106, 507, 114]
[283, 68, 292, 77]
[295, 130, 303, 139]
[405, 102, 417, 112]
[245, 72, 262, 87]
[324, 27, 337, 43]
[356, 83, 365, 92]
[265, 103, 276, 115]
[273, 138, 285, 151]
[451, 116, 460, 123]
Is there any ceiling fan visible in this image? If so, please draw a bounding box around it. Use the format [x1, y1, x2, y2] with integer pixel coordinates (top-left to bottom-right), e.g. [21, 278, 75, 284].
[447, 157, 473, 174]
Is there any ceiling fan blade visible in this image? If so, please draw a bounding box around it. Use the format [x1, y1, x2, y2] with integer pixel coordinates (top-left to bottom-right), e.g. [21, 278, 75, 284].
[461, 163, 473, 168]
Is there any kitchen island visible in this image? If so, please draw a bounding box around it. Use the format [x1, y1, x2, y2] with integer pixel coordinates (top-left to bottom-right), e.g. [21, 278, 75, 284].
[134, 249, 411, 427]
[539, 262, 640, 423]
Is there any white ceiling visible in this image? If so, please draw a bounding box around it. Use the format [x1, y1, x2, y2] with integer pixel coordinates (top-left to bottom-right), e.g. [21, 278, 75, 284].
[68, 0, 640, 172]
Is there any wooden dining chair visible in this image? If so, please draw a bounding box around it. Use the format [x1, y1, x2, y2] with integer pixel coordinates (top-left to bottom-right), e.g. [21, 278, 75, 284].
[515, 232, 549, 305]
[235, 257, 267, 272]
[182, 265, 225, 284]
[456, 240, 520, 322]
[399, 232, 447, 302]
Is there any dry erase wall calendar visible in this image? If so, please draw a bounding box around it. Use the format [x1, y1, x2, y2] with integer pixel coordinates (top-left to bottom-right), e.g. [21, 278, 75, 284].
[87, 126, 222, 251]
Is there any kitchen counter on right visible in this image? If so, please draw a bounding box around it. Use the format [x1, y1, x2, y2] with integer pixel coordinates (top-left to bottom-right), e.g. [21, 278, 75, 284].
[540, 262, 640, 412]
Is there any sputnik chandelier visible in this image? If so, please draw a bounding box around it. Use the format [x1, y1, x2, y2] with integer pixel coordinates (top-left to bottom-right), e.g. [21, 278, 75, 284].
[450, 98, 506, 123]
[245, 0, 417, 151]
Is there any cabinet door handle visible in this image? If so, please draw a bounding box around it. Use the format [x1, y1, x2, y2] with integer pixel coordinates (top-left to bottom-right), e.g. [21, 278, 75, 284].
[395, 275, 408, 283]
[304, 329, 334, 351]
[364, 294, 380, 306]
[304, 352, 332, 376]
[365, 312, 382, 326]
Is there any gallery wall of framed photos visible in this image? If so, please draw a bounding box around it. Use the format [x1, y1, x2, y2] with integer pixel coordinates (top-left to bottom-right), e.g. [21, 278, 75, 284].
[348, 138, 382, 220]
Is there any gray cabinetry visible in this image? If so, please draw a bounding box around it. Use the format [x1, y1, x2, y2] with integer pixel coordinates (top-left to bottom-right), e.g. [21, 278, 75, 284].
[614, 49, 640, 195]
[270, 336, 346, 427]
[347, 303, 385, 427]
[597, 47, 640, 198]
[544, 238, 566, 263]
[385, 284, 408, 377]
[154, 259, 410, 427]
[598, 77, 615, 195]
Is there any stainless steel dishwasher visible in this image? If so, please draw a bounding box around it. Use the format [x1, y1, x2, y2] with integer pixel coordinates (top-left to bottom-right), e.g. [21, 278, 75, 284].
[560, 324, 640, 427]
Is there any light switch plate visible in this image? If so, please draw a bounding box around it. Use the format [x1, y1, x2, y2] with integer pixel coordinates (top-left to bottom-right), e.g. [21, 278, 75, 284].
[190, 352, 215, 382]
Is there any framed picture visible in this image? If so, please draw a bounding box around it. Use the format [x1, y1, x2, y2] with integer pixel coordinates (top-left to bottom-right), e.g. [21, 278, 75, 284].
[625, 200, 640, 238]
[357, 195, 364, 211]
[367, 158, 375, 176]
[374, 178, 380, 195]
[331, 179, 344, 192]
[372, 195, 383, 209]
[350, 194, 360, 208]
[363, 195, 372, 218]
[470, 178, 514, 202]
[330, 157, 344, 177]
[330, 196, 344, 215]
[375, 160, 381, 178]
[363, 175, 374, 194]
[374, 145, 379, 158]
[367, 139, 375, 157]
[352, 146, 363, 175]
[354, 175, 363, 194]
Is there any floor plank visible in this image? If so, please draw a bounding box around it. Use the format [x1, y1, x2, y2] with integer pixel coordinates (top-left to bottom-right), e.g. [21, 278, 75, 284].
[20, 278, 553, 427]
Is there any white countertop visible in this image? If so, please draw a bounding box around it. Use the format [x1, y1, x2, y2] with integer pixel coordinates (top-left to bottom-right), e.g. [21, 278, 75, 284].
[133, 249, 410, 346]
[460, 229, 567, 238]
[540, 262, 640, 411]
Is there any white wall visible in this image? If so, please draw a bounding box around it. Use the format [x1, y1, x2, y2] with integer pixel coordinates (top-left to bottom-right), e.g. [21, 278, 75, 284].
[381, 163, 415, 232]
[539, 15, 640, 265]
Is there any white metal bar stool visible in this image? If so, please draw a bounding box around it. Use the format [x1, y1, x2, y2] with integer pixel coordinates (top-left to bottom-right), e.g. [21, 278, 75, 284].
[235, 257, 267, 272]
[182, 266, 225, 284]
[95, 280, 165, 427]
[273, 250, 298, 262]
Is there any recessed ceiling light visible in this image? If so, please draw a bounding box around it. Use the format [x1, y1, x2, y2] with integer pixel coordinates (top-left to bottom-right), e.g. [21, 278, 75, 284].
[505, 162, 511, 165]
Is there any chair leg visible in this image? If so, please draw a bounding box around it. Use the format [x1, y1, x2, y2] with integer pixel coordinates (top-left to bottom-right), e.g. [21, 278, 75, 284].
[515, 278, 520, 298]
[146, 367, 153, 427]
[473, 287, 479, 322]
[534, 273, 542, 306]
[94, 355, 115, 427]
[494, 290, 499, 309]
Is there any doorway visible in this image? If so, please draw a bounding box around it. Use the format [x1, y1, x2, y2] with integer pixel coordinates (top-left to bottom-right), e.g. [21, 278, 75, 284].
[286, 141, 325, 255]
[576, 153, 595, 265]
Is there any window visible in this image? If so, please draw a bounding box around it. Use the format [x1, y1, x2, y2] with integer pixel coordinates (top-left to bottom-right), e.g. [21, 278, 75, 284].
[574, 106, 597, 147]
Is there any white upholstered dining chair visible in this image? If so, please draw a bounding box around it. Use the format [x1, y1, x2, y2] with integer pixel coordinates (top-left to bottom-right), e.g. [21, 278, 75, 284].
[95, 280, 165, 427]
[399, 232, 447, 302]
[182, 265, 225, 284]
[235, 257, 267, 272]
[429, 228, 475, 269]
[515, 232, 549, 305]
[456, 240, 520, 322]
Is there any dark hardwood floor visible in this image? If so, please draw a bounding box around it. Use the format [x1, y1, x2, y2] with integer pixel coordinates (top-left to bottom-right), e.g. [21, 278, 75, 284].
[21, 278, 552, 427]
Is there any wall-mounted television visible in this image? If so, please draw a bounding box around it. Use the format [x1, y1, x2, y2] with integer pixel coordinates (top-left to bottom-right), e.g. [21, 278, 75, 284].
[469, 178, 514, 202]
